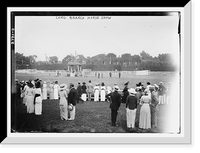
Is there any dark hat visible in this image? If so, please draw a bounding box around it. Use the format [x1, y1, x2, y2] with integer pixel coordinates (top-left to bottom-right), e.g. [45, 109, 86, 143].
[70, 83, 74, 87]
[147, 82, 151, 85]
[35, 81, 41, 88]
[28, 82, 33, 88]
[138, 82, 143, 86]
[124, 81, 129, 86]
[82, 82, 86, 84]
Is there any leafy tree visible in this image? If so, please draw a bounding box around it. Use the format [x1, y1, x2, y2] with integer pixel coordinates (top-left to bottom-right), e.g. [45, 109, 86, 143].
[131, 54, 141, 63]
[106, 53, 117, 64]
[76, 54, 86, 63]
[49, 56, 58, 64]
[29, 55, 37, 65]
[140, 50, 153, 60]
[62, 55, 74, 64]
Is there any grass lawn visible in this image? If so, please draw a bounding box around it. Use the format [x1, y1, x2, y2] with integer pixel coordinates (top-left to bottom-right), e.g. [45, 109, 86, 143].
[15, 71, 176, 92]
[12, 99, 169, 133]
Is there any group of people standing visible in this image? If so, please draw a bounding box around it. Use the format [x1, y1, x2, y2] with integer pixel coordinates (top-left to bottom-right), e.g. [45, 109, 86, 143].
[15, 77, 170, 131]
[16, 79, 43, 115]
[15, 79, 78, 120]
[107, 81, 170, 130]
[76, 80, 113, 102]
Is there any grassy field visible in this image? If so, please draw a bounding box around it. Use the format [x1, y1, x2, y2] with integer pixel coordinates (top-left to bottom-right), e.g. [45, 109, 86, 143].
[15, 71, 176, 90]
[12, 71, 176, 133]
[12, 100, 169, 133]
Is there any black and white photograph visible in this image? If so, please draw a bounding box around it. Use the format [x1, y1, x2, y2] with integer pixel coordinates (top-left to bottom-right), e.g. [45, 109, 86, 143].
[5, 4, 191, 144]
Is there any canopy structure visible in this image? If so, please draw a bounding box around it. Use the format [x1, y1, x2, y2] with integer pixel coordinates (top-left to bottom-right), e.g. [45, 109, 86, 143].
[66, 61, 82, 77]
[67, 61, 82, 72]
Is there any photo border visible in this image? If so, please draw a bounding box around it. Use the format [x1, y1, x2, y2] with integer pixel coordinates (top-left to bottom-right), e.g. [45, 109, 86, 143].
[4, 2, 191, 144]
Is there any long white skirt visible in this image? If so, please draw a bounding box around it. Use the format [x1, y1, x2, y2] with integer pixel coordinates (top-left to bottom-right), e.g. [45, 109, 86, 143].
[139, 103, 151, 129]
[94, 90, 99, 101]
[100, 90, 106, 101]
[43, 88, 47, 100]
[50, 90, 54, 100]
[126, 108, 136, 128]
[81, 93, 87, 101]
[26, 95, 34, 113]
[54, 89, 59, 100]
[35, 97, 42, 115]
[60, 98, 68, 120]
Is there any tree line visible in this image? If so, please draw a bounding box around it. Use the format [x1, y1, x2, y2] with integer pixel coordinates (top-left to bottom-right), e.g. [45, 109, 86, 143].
[15, 51, 176, 71]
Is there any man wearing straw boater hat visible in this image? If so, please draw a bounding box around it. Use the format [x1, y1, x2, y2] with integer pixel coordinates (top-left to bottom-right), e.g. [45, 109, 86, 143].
[126, 88, 138, 129]
[68, 83, 77, 120]
[109, 86, 122, 126]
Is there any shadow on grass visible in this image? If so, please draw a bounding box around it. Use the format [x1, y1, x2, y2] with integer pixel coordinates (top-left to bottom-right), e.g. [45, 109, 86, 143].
[12, 101, 168, 133]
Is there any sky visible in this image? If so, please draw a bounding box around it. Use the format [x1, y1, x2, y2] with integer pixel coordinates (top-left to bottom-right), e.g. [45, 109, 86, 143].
[15, 14, 179, 62]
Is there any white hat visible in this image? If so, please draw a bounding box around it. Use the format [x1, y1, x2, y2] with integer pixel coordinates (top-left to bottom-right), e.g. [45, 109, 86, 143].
[60, 84, 67, 90]
[144, 89, 149, 94]
[154, 84, 159, 88]
[114, 86, 119, 91]
[128, 88, 137, 94]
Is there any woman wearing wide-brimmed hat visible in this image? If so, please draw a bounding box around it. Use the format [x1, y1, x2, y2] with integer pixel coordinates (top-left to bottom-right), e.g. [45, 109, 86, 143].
[25, 82, 35, 114]
[126, 88, 137, 129]
[59, 84, 69, 120]
[139, 89, 151, 129]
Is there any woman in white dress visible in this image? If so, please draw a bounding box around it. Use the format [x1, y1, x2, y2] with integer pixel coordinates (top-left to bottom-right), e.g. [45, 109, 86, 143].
[42, 81, 47, 100]
[34, 82, 43, 115]
[106, 86, 112, 94]
[94, 83, 100, 102]
[22, 81, 29, 105]
[59, 84, 69, 120]
[25, 82, 35, 114]
[100, 82, 106, 101]
[139, 89, 151, 129]
[49, 82, 54, 100]
[54, 81, 59, 100]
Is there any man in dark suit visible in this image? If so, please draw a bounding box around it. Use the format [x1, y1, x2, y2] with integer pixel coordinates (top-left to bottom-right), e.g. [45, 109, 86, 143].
[122, 81, 129, 104]
[68, 83, 77, 120]
[76, 82, 83, 103]
[149, 86, 159, 128]
[109, 86, 122, 126]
